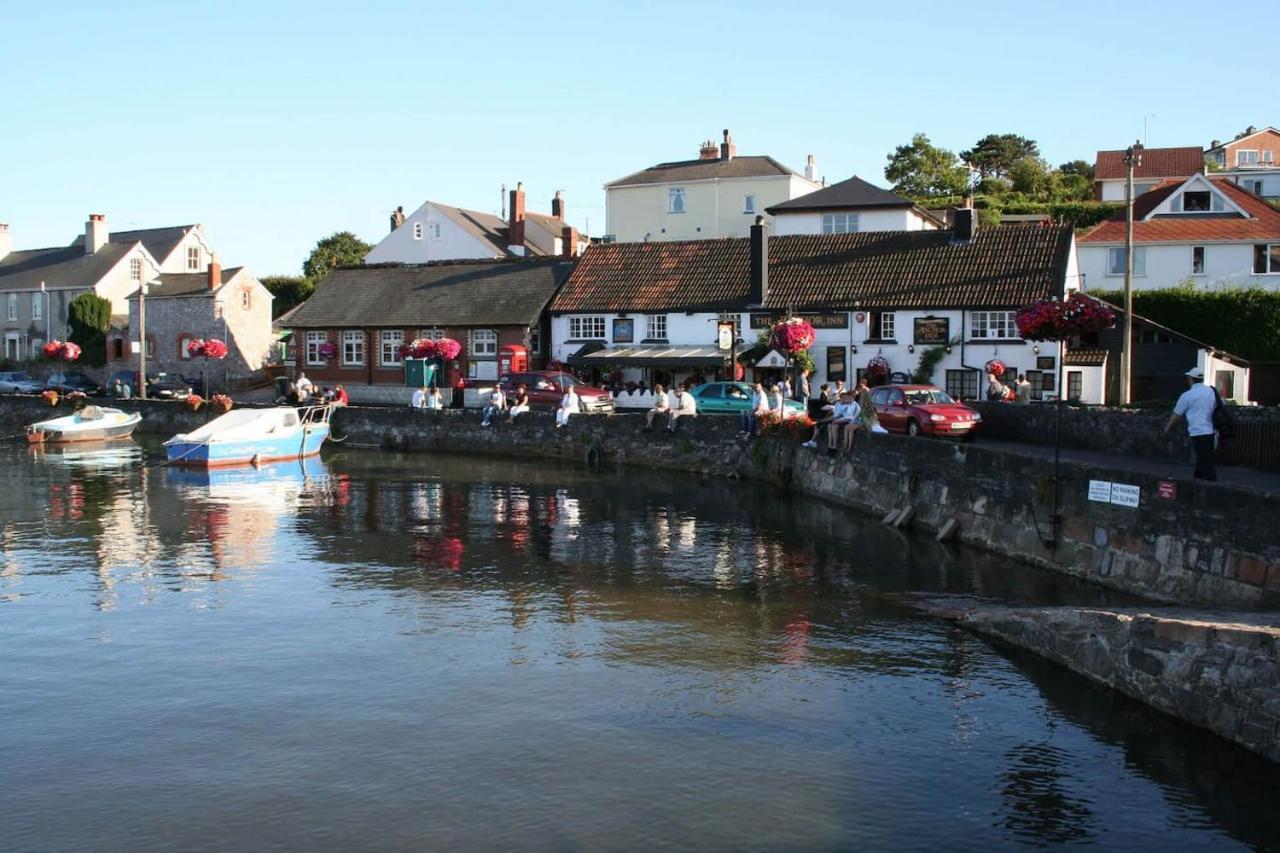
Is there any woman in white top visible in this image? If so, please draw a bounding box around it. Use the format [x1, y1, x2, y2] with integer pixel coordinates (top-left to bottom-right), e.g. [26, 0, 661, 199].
[556, 386, 580, 428]
[426, 383, 443, 410]
[769, 384, 786, 416]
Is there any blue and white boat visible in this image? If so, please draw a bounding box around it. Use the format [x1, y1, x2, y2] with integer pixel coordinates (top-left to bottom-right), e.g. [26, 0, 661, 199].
[163, 405, 331, 468]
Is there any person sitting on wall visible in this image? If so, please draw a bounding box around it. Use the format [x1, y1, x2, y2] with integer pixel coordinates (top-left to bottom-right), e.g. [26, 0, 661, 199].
[411, 386, 426, 409]
[666, 383, 697, 433]
[556, 384, 580, 429]
[802, 385, 836, 449]
[740, 382, 769, 437]
[333, 385, 349, 406]
[295, 371, 314, 400]
[481, 385, 507, 427]
[508, 383, 530, 422]
[426, 383, 443, 410]
[643, 384, 669, 432]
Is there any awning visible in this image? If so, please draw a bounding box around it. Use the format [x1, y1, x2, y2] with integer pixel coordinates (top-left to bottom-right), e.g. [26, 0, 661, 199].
[571, 344, 729, 368]
[1063, 348, 1108, 367]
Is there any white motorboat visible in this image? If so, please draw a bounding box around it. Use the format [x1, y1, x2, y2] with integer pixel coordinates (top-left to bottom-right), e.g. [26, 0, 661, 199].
[27, 405, 142, 444]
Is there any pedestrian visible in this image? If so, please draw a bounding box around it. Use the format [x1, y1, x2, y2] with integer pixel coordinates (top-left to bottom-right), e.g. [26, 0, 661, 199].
[798, 369, 811, 402]
[1015, 374, 1031, 404]
[411, 386, 426, 408]
[667, 383, 697, 432]
[1165, 367, 1219, 481]
[426, 383, 443, 410]
[508, 383, 530, 422]
[556, 384, 580, 428]
[644, 383, 670, 432]
[481, 385, 507, 427]
[769, 383, 785, 415]
[333, 385, 349, 406]
[781, 377, 793, 399]
[295, 371, 314, 401]
[802, 389, 836, 449]
[741, 381, 769, 436]
[859, 379, 884, 434]
[985, 372, 1005, 402]
[827, 391, 856, 455]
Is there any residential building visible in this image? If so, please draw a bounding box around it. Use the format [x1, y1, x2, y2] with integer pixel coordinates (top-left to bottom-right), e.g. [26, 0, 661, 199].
[766, 175, 942, 235]
[549, 215, 1101, 403]
[1077, 174, 1280, 292]
[366, 185, 583, 264]
[1206, 126, 1280, 171]
[1093, 146, 1204, 201]
[69, 223, 214, 274]
[114, 259, 275, 383]
[604, 130, 821, 242]
[287, 258, 571, 403]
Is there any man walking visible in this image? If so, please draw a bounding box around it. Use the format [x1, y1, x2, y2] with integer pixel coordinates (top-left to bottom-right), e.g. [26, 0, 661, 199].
[1165, 367, 1218, 481]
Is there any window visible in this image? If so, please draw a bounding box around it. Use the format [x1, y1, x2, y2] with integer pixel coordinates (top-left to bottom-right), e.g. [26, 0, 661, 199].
[112, 337, 125, 359]
[1215, 370, 1235, 400]
[1027, 370, 1043, 397]
[1267, 151, 1276, 164]
[1182, 191, 1211, 212]
[568, 316, 606, 340]
[528, 326, 542, 354]
[1237, 150, 1259, 166]
[306, 331, 328, 366]
[821, 212, 860, 234]
[1106, 247, 1146, 276]
[187, 246, 200, 270]
[130, 257, 143, 281]
[341, 330, 365, 366]
[1192, 246, 1205, 275]
[430, 223, 442, 239]
[869, 311, 896, 341]
[381, 330, 404, 366]
[1243, 179, 1264, 195]
[969, 311, 1017, 340]
[178, 334, 194, 360]
[417, 327, 445, 341]
[945, 369, 978, 400]
[470, 328, 498, 358]
[668, 188, 686, 213]
[1067, 371, 1083, 401]
[1254, 244, 1280, 274]
[413, 222, 423, 240]
[743, 195, 755, 214]
[826, 346, 846, 383]
[30, 337, 43, 356]
[6, 293, 15, 321]
[32, 295, 42, 320]
[646, 314, 667, 340]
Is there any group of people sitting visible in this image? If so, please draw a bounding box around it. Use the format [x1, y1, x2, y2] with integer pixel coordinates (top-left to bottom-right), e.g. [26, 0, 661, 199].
[803, 378, 885, 455]
[641, 383, 699, 433]
[281, 372, 348, 406]
[410, 383, 445, 410]
[473, 383, 580, 429]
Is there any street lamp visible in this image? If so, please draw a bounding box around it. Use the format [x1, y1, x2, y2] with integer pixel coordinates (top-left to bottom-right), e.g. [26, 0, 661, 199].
[138, 277, 160, 400]
[1120, 140, 1143, 405]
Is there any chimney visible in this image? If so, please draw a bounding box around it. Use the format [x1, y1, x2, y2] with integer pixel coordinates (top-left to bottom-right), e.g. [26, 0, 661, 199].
[85, 213, 108, 254]
[699, 139, 719, 160]
[954, 207, 978, 242]
[0, 224, 10, 261]
[720, 129, 736, 161]
[551, 190, 565, 221]
[561, 225, 579, 260]
[508, 181, 526, 252]
[749, 215, 769, 305]
[207, 254, 221, 290]
[804, 154, 817, 182]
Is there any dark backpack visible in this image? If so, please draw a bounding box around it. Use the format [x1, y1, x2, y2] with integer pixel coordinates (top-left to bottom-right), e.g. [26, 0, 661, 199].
[1212, 388, 1235, 439]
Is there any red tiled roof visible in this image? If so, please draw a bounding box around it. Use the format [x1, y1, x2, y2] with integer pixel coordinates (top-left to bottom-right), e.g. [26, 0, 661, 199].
[1094, 146, 1204, 180]
[1078, 178, 1280, 243]
[550, 225, 1074, 313]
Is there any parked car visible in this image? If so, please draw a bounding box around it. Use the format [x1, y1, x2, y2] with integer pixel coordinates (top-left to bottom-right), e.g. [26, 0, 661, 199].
[869, 384, 981, 438]
[0, 371, 46, 394]
[497, 371, 614, 413]
[45, 371, 102, 396]
[106, 370, 193, 400]
[690, 381, 806, 415]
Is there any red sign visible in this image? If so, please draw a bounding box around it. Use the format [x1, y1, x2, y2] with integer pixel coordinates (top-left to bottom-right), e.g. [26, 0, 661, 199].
[855, 312, 866, 324]
[1157, 480, 1178, 500]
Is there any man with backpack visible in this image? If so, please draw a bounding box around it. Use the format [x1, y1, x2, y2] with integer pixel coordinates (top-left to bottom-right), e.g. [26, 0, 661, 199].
[1165, 366, 1230, 481]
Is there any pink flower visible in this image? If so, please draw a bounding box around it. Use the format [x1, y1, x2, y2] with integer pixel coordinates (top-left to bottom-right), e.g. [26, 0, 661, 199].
[770, 318, 816, 353]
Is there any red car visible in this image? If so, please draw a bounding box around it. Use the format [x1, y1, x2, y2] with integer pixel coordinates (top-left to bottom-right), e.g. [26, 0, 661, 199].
[869, 384, 981, 438]
[497, 371, 614, 413]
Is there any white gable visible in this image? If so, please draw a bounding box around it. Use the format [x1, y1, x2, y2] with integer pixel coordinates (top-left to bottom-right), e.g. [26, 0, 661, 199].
[1143, 174, 1250, 220]
[365, 202, 501, 263]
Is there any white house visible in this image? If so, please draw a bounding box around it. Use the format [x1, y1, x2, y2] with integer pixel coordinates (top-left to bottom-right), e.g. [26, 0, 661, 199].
[366, 184, 584, 264]
[604, 130, 822, 243]
[1093, 146, 1204, 201]
[1078, 174, 1280, 292]
[766, 175, 942, 235]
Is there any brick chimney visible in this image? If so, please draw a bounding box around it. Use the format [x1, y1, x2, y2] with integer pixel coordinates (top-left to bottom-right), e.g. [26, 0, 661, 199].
[804, 154, 817, 182]
[0, 223, 10, 261]
[85, 214, 108, 254]
[699, 139, 719, 160]
[551, 190, 565, 221]
[749, 215, 768, 305]
[720, 129, 736, 162]
[561, 225, 579, 259]
[207, 254, 222, 290]
[508, 182, 526, 254]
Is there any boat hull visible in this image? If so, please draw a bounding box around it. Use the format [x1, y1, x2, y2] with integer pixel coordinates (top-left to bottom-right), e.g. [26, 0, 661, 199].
[27, 411, 141, 444]
[165, 423, 329, 468]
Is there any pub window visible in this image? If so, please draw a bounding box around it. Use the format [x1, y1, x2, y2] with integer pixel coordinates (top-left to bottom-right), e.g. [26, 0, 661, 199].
[945, 369, 978, 400]
[646, 314, 667, 340]
[869, 311, 896, 340]
[568, 316, 606, 340]
[970, 310, 1017, 339]
[1027, 370, 1043, 397]
[1067, 370, 1083, 401]
[826, 346, 846, 383]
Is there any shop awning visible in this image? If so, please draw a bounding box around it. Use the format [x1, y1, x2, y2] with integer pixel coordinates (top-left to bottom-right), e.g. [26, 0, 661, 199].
[571, 344, 729, 368]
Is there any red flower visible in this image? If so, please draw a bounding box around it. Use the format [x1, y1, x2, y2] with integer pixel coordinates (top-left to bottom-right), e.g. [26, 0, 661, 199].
[985, 359, 1005, 377]
[1017, 293, 1115, 341]
[770, 318, 816, 353]
[866, 355, 890, 377]
[435, 338, 462, 361]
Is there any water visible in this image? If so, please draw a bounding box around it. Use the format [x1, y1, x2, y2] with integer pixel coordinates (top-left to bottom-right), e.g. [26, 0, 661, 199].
[1, 442, 1277, 851]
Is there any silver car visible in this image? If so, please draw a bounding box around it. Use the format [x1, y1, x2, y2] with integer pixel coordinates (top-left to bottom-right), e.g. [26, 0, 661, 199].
[0, 371, 46, 394]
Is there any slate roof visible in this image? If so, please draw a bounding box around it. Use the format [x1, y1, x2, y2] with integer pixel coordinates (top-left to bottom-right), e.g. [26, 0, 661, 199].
[69, 225, 194, 263]
[288, 259, 573, 328]
[606, 155, 801, 188]
[1094, 147, 1203, 181]
[766, 175, 915, 213]
[1078, 178, 1280, 243]
[134, 267, 244, 298]
[0, 243, 134, 290]
[550, 225, 1074, 313]
[433, 203, 558, 257]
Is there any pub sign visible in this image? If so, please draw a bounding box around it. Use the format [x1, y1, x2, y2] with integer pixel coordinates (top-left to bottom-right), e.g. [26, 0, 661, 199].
[913, 316, 949, 345]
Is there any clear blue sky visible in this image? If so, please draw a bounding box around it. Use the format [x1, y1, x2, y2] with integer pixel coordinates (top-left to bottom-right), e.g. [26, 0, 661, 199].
[1, 0, 1268, 276]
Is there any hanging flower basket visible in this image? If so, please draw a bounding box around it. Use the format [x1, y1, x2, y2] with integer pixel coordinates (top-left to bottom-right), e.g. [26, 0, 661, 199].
[41, 389, 59, 407]
[186, 393, 204, 411]
[1016, 293, 1116, 342]
[769, 318, 816, 353]
[187, 338, 228, 359]
[42, 340, 81, 362]
[985, 359, 1005, 378]
[210, 393, 234, 413]
[434, 338, 462, 361]
[865, 355, 891, 378]
[317, 341, 337, 361]
[65, 391, 87, 411]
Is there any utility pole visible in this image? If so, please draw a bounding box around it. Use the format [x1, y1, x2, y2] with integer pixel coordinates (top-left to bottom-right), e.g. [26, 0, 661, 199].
[1120, 140, 1143, 405]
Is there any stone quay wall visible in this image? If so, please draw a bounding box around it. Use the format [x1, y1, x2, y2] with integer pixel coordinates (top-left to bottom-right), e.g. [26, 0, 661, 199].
[947, 605, 1280, 764]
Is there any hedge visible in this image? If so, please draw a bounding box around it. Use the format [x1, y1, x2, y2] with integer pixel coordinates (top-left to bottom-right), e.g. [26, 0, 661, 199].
[1090, 288, 1280, 361]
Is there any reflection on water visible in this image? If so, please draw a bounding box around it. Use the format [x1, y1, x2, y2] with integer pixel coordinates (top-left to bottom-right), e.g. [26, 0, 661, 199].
[1, 444, 1277, 851]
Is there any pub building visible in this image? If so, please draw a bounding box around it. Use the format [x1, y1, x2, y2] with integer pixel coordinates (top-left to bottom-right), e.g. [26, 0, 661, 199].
[549, 213, 1103, 402]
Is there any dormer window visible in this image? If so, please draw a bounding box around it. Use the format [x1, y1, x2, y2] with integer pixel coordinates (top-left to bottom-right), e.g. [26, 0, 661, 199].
[668, 188, 686, 214]
[1183, 191, 1211, 212]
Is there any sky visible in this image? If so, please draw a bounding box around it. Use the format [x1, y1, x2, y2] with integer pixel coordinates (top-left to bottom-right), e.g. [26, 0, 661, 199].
[1, 0, 1270, 276]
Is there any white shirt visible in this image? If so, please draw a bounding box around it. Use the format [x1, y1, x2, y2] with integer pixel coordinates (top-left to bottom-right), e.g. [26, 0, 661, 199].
[411, 388, 425, 408]
[295, 376, 314, 397]
[1173, 382, 1217, 437]
[752, 389, 769, 412]
[561, 391, 579, 410]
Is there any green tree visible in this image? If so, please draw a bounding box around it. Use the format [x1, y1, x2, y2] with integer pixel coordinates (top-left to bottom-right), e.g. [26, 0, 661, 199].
[1058, 159, 1095, 181]
[1009, 157, 1050, 196]
[961, 134, 1040, 179]
[67, 292, 112, 366]
[884, 133, 970, 200]
[260, 275, 314, 318]
[302, 231, 372, 283]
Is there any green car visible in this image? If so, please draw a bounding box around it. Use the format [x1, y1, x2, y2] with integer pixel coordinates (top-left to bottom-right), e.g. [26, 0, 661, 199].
[690, 382, 806, 415]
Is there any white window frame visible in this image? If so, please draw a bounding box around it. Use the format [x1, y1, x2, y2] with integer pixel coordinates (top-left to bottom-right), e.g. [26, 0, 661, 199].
[417, 327, 445, 341]
[821, 212, 860, 234]
[187, 246, 200, 270]
[743, 195, 755, 214]
[32, 294, 42, 321]
[646, 313, 667, 340]
[879, 311, 895, 340]
[413, 222, 423, 240]
[969, 310, 1018, 340]
[6, 293, 16, 321]
[1254, 244, 1280, 274]
[305, 331, 327, 366]
[1237, 149, 1259, 166]
[380, 329, 404, 366]
[341, 329, 365, 366]
[470, 328, 498, 357]
[668, 187, 686, 214]
[430, 223, 442, 239]
[568, 316, 606, 340]
[1106, 246, 1147, 276]
[1192, 246, 1206, 276]
[528, 326, 542, 354]
[1242, 178, 1264, 195]
[130, 257, 143, 282]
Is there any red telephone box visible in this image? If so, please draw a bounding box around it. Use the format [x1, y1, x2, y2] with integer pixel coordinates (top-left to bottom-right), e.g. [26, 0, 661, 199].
[499, 344, 528, 377]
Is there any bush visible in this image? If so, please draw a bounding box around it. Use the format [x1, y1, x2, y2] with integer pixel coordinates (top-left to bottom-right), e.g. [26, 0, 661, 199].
[67, 293, 112, 367]
[1090, 287, 1280, 361]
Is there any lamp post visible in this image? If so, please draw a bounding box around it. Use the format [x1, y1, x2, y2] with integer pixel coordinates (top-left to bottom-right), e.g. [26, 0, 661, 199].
[1120, 140, 1143, 405]
[138, 277, 159, 400]
[39, 281, 48, 349]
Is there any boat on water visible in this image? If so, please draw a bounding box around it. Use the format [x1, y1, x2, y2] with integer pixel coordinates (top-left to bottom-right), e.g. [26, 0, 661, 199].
[27, 405, 142, 443]
[163, 405, 331, 468]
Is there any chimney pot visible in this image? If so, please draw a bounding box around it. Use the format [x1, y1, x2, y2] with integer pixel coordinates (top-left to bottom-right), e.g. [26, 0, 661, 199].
[208, 254, 222, 290]
[720, 129, 736, 161]
[699, 139, 719, 160]
[551, 190, 565, 220]
[85, 213, 108, 254]
[804, 154, 817, 182]
[508, 182, 527, 251]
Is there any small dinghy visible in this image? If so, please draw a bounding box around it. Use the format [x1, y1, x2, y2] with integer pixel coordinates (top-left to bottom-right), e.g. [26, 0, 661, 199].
[27, 405, 142, 443]
[163, 405, 331, 468]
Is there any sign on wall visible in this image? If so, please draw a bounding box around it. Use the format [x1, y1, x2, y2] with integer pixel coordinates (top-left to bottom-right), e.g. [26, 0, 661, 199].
[1087, 480, 1141, 508]
[717, 322, 734, 351]
[1036, 356, 1056, 370]
[612, 318, 634, 343]
[749, 313, 849, 329]
[913, 317, 950, 345]
[756, 349, 788, 368]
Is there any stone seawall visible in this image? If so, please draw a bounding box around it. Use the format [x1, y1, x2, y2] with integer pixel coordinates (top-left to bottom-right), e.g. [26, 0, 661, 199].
[939, 604, 1280, 764]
